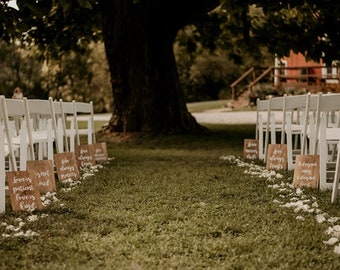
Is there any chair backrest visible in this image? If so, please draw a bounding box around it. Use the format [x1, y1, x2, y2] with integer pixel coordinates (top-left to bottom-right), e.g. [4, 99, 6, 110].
[312, 93, 340, 153]
[3, 97, 34, 161]
[23, 98, 59, 155]
[255, 98, 269, 139]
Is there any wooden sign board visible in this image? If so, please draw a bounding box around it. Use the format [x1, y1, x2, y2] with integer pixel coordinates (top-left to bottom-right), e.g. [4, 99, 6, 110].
[93, 142, 109, 163]
[243, 139, 259, 160]
[266, 144, 288, 171]
[293, 155, 320, 188]
[26, 160, 56, 193]
[6, 170, 44, 212]
[75, 144, 96, 168]
[54, 152, 80, 182]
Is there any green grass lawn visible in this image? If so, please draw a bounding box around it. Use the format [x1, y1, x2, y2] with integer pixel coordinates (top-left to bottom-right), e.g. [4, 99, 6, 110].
[186, 100, 229, 113]
[1, 124, 340, 269]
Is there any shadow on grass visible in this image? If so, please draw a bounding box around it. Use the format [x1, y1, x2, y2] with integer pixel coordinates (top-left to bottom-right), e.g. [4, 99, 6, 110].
[98, 124, 256, 152]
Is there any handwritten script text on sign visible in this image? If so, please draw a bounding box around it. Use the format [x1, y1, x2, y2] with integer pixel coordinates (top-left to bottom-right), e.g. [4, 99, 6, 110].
[243, 139, 259, 160]
[54, 152, 80, 182]
[266, 144, 287, 171]
[293, 155, 319, 188]
[75, 145, 95, 168]
[26, 160, 56, 193]
[6, 171, 44, 212]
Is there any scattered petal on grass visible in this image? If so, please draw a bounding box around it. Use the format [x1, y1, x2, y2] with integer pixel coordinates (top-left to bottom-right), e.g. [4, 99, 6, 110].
[328, 217, 340, 223]
[312, 201, 319, 208]
[316, 214, 327, 224]
[334, 245, 340, 255]
[323, 237, 339, 245]
[27, 215, 39, 223]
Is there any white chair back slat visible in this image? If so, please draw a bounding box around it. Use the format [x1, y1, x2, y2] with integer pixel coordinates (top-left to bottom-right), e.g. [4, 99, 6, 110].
[256, 98, 269, 160]
[49, 98, 68, 153]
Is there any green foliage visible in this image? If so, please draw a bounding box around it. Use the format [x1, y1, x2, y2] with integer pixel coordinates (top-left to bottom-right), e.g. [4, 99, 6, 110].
[43, 42, 112, 112]
[0, 40, 112, 112]
[175, 21, 274, 102]
[0, 41, 47, 98]
[14, 0, 101, 59]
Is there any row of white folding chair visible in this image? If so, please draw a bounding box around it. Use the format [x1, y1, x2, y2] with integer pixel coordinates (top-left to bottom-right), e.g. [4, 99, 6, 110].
[256, 93, 340, 194]
[0, 96, 96, 212]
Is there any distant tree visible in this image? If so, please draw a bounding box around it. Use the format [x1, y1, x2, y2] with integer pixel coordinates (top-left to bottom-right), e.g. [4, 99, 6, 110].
[0, 41, 46, 98]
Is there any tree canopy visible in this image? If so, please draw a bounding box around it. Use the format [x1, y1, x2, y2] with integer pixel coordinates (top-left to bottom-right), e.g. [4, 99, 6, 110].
[1, 0, 339, 133]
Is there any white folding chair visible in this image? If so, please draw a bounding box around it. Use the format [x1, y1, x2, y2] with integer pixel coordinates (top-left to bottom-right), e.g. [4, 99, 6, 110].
[284, 94, 319, 170]
[314, 94, 340, 189]
[73, 100, 96, 145]
[312, 93, 340, 190]
[3, 97, 33, 170]
[258, 95, 286, 162]
[23, 98, 59, 161]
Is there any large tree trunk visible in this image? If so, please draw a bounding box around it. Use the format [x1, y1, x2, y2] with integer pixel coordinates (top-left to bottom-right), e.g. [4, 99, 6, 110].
[100, 0, 219, 134]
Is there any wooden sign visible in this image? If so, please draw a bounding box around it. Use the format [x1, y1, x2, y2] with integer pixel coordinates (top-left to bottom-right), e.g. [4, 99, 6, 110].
[6, 170, 44, 212]
[54, 152, 80, 182]
[266, 144, 288, 171]
[243, 139, 259, 160]
[75, 144, 96, 168]
[93, 142, 109, 163]
[293, 155, 320, 188]
[26, 160, 56, 193]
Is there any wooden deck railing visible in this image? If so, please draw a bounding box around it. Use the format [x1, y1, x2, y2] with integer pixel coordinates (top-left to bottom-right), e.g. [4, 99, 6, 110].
[231, 65, 340, 100]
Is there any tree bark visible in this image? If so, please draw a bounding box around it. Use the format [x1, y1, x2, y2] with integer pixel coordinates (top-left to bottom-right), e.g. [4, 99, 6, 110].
[100, 0, 219, 134]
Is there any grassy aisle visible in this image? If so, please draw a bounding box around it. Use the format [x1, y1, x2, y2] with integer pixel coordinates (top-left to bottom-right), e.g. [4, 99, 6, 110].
[1, 124, 340, 269]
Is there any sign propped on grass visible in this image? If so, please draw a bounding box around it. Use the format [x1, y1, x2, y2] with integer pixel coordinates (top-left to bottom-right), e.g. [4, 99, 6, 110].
[243, 139, 259, 160]
[75, 144, 96, 168]
[93, 142, 108, 163]
[293, 155, 319, 188]
[54, 152, 80, 182]
[6, 170, 44, 212]
[26, 160, 56, 193]
[266, 144, 287, 171]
